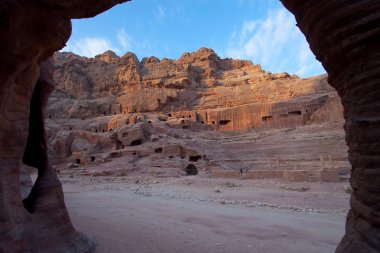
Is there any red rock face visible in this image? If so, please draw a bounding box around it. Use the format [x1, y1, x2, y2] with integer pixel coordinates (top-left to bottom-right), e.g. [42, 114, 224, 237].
[281, 0, 380, 252]
[0, 1, 128, 252]
[46, 49, 346, 169]
[50, 49, 342, 131]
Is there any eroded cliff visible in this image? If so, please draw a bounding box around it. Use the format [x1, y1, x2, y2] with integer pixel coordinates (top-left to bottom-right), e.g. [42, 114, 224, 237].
[46, 48, 347, 184]
[49, 48, 342, 130]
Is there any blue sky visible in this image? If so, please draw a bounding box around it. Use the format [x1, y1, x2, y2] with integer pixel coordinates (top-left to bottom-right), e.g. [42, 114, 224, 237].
[63, 0, 326, 77]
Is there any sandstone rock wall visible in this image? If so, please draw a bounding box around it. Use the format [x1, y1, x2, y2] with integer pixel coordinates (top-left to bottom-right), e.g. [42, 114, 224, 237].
[45, 48, 347, 174]
[0, 1, 128, 252]
[49, 49, 343, 132]
[281, 1, 380, 252]
[43, 48, 349, 190]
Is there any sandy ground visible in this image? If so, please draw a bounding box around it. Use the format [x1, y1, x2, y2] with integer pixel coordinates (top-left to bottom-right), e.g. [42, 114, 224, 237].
[62, 175, 350, 253]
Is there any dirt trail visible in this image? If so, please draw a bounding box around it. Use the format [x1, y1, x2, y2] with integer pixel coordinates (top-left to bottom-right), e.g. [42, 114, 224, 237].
[63, 177, 347, 253]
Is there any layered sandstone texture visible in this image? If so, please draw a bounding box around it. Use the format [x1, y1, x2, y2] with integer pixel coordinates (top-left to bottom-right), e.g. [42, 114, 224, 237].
[47, 48, 348, 183]
[0, 1, 128, 253]
[281, 0, 380, 252]
[51, 48, 343, 131]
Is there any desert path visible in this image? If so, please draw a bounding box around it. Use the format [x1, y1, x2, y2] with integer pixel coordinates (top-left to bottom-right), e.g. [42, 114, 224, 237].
[64, 182, 345, 253]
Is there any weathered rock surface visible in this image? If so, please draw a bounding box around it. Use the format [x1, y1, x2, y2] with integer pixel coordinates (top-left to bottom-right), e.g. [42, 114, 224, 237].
[47, 49, 348, 184]
[50, 49, 342, 132]
[281, 0, 380, 252]
[0, 1, 128, 253]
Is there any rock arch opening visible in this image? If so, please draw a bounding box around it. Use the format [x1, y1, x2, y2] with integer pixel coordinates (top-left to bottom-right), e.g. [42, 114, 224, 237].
[1, 1, 379, 253]
[19, 166, 36, 202]
[21, 79, 55, 214]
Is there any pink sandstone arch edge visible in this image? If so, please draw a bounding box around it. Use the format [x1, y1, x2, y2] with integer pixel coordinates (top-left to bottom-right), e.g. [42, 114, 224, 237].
[280, 1, 380, 252]
[0, 1, 129, 252]
[0, 0, 379, 252]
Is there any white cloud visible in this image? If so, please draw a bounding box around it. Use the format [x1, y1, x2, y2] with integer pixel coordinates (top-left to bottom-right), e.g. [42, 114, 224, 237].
[117, 29, 133, 51]
[116, 29, 153, 57]
[295, 40, 319, 76]
[63, 29, 140, 57]
[156, 5, 166, 21]
[241, 21, 256, 38]
[226, 8, 325, 77]
[63, 37, 120, 57]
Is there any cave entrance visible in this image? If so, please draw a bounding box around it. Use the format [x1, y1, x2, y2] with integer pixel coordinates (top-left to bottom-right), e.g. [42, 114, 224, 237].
[116, 141, 124, 150]
[185, 164, 198, 175]
[189, 155, 201, 162]
[130, 139, 142, 146]
[75, 159, 81, 165]
[289, 111, 302, 116]
[155, 147, 163, 153]
[262, 116, 273, 122]
[219, 119, 231, 125]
